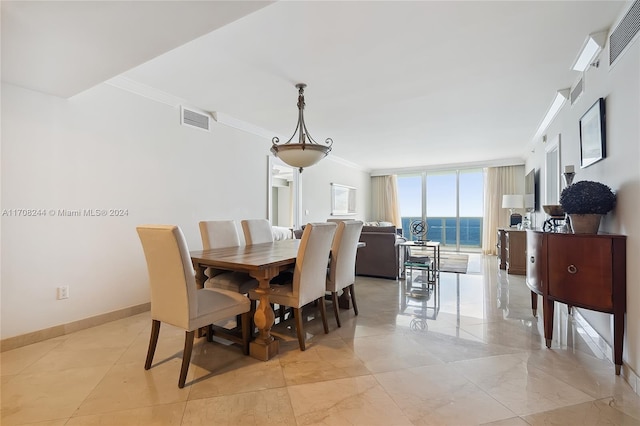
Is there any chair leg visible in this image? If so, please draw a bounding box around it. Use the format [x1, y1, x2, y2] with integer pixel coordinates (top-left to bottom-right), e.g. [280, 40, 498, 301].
[293, 307, 305, 351]
[145, 320, 161, 370]
[349, 284, 359, 316]
[319, 297, 329, 334]
[332, 292, 341, 328]
[207, 324, 213, 342]
[241, 311, 251, 356]
[178, 330, 195, 388]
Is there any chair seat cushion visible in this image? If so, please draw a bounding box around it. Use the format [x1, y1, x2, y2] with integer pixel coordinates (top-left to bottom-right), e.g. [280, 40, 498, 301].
[206, 271, 258, 294]
[192, 288, 250, 330]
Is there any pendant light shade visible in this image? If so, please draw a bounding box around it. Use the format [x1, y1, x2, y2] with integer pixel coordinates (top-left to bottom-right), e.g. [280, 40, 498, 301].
[271, 83, 332, 172]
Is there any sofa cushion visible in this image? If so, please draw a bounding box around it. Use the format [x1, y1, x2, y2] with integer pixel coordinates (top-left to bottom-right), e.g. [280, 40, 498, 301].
[361, 225, 396, 234]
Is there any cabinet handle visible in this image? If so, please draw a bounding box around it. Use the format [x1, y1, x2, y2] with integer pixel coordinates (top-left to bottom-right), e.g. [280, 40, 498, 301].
[530, 256, 535, 264]
[567, 264, 578, 274]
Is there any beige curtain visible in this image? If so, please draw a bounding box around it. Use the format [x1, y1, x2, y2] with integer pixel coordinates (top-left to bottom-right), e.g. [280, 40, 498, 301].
[371, 175, 402, 227]
[482, 165, 525, 254]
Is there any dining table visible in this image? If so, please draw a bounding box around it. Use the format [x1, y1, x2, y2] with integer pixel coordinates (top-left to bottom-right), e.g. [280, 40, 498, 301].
[190, 239, 300, 361]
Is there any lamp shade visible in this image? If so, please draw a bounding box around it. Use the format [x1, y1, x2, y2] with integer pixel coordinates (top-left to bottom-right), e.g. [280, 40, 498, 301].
[270, 143, 330, 171]
[502, 194, 524, 209]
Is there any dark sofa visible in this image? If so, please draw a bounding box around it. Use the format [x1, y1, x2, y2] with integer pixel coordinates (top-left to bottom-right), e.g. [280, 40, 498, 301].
[355, 225, 404, 279]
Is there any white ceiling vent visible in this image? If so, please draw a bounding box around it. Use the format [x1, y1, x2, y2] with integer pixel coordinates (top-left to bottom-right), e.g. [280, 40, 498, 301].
[570, 77, 584, 105]
[609, 0, 640, 67]
[180, 106, 213, 132]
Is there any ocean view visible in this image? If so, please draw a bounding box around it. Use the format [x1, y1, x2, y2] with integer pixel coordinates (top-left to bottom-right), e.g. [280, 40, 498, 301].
[401, 216, 483, 248]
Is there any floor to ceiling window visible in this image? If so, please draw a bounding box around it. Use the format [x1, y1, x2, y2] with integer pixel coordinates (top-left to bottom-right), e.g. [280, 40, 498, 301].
[398, 169, 484, 251]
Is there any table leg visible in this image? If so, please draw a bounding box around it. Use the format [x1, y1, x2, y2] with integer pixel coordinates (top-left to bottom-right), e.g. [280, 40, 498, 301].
[544, 298, 554, 348]
[614, 305, 624, 375]
[249, 267, 279, 361]
[400, 246, 409, 279]
[192, 262, 208, 338]
[193, 262, 207, 290]
[530, 291, 538, 317]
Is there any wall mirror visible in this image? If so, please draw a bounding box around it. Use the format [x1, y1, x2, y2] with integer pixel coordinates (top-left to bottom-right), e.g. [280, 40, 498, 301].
[331, 183, 357, 215]
[268, 156, 301, 229]
[544, 134, 561, 205]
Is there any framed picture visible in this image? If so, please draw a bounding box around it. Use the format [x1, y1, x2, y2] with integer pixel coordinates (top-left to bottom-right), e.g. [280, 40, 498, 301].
[331, 183, 356, 215]
[579, 97, 606, 168]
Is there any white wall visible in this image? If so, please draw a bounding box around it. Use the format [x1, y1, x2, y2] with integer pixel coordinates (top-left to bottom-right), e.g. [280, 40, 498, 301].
[525, 30, 640, 376]
[0, 82, 369, 339]
[298, 159, 370, 225]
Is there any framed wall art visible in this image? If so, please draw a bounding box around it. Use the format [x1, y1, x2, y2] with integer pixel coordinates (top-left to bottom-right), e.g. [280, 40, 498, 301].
[331, 183, 356, 215]
[579, 97, 606, 168]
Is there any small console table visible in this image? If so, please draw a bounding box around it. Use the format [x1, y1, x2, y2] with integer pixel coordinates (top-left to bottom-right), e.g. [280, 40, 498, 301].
[526, 230, 627, 374]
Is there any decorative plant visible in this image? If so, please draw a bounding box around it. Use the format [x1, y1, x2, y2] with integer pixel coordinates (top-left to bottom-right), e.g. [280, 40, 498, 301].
[559, 180, 616, 215]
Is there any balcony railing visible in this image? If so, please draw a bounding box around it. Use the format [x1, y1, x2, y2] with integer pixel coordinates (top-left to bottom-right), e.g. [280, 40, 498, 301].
[401, 216, 483, 248]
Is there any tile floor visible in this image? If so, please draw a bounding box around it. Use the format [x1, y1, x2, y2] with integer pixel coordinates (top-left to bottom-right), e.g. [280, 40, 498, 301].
[3, 255, 640, 425]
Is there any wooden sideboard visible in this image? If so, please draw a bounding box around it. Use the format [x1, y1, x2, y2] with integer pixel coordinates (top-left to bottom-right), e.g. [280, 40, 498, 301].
[526, 229, 627, 374]
[497, 228, 526, 275]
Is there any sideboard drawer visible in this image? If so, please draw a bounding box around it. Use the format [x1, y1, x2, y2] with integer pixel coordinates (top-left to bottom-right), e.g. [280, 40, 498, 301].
[547, 235, 613, 310]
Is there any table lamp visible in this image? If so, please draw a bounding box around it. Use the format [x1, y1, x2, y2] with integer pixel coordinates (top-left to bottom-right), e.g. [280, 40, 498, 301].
[502, 194, 524, 227]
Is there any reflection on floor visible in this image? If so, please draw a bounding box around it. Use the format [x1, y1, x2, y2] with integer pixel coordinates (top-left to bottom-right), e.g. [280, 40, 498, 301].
[3, 255, 640, 425]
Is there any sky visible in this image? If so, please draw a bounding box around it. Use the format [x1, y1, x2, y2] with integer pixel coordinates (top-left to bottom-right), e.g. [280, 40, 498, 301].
[397, 171, 484, 217]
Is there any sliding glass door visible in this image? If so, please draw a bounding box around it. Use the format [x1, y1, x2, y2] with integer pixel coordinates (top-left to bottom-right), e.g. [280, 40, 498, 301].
[398, 169, 484, 251]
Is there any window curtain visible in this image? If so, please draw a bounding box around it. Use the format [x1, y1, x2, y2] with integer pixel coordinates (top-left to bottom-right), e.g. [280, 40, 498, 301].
[482, 165, 525, 254]
[371, 175, 401, 227]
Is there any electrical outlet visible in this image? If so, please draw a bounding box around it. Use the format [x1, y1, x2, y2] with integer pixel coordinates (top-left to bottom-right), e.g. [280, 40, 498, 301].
[57, 286, 69, 300]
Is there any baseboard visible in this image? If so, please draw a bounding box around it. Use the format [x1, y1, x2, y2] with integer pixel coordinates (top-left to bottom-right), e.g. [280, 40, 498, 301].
[0, 303, 151, 352]
[573, 308, 640, 396]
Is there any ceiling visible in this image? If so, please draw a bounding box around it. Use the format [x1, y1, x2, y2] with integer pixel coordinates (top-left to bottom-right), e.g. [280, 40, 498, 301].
[1, 1, 627, 172]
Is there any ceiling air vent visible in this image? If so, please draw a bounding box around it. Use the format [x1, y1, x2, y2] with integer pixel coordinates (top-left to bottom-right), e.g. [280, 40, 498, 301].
[609, 0, 640, 66]
[570, 77, 583, 105]
[180, 106, 212, 131]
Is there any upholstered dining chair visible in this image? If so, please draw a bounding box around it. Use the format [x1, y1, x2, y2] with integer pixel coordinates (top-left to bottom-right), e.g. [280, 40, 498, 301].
[249, 222, 337, 351]
[242, 218, 292, 292]
[326, 220, 364, 327]
[241, 219, 274, 245]
[198, 220, 258, 294]
[136, 225, 251, 388]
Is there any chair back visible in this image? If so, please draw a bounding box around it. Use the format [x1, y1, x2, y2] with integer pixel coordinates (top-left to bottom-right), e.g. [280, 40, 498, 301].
[293, 222, 337, 306]
[199, 220, 241, 249]
[328, 220, 364, 292]
[136, 225, 196, 330]
[241, 219, 274, 245]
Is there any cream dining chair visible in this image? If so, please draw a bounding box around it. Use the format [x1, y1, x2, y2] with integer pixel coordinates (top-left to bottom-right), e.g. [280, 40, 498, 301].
[198, 220, 258, 294]
[249, 222, 337, 351]
[326, 220, 364, 327]
[136, 225, 251, 388]
[241, 219, 274, 245]
[241, 218, 291, 311]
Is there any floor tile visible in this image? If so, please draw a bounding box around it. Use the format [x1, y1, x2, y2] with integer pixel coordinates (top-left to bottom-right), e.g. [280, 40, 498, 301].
[1, 365, 111, 425]
[66, 402, 186, 425]
[522, 398, 640, 425]
[288, 375, 413, 425]
[181, 388, 295, 425]
[375, 364, 516, 425]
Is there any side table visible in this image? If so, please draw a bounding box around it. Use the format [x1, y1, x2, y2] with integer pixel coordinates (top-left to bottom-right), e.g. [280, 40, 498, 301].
[398, 240, 440, 279]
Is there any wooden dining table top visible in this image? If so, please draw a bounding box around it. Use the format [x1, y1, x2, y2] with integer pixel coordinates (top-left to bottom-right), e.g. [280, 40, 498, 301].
[190, 239, 300, 272]
[190, 239, 365, 273]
